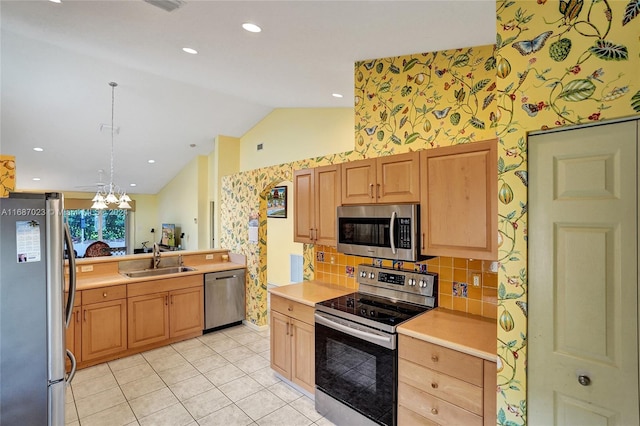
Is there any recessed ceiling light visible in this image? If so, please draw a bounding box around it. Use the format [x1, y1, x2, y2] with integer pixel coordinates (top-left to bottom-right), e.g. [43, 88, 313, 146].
[32, 177, 41, 181]
[242, 23, 262, 33]
[49, 0, 61, 3]
[332, 93, 344, 98]
[182, 47, 198, 55]
[148, 160, 155, 164]
[33, 147, 44, 152]
[130, 183, 137, 187]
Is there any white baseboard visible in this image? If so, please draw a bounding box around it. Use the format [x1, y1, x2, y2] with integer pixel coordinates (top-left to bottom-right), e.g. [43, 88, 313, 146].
[242, 319, 269, 332]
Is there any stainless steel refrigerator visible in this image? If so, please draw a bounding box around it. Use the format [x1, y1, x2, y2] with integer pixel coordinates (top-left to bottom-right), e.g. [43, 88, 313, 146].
[0, 192, 77, 426]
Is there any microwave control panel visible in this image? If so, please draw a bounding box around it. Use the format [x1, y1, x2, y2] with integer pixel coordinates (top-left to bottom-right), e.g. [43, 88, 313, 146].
[396, 218, 412, 249]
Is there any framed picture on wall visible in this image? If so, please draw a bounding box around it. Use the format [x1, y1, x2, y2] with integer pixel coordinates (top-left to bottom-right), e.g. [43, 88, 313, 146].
[267, 186, 287, 218]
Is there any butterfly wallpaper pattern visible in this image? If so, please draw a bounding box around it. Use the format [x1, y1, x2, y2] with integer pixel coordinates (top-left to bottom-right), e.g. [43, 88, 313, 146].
[354, 45, 497, 154]
[495, 1, 639, 424]
[219, 1, 638, 423]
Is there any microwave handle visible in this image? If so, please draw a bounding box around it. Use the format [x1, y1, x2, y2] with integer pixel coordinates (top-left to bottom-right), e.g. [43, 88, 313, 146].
[390, 211, 397, 254]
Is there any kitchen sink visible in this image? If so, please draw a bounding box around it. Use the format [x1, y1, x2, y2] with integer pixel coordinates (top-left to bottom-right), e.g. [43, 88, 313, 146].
[121, 266, 196, 278]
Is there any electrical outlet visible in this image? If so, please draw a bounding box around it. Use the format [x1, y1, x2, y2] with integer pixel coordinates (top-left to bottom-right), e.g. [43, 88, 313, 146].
[206, 254, 214, 260]
[472, 273, 482, 287]
[330, 255, 335, 264]
[81, 265, 93, 273]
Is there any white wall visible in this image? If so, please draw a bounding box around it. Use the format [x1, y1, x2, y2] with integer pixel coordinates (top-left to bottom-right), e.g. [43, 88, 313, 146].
[239, 108, 354, 171]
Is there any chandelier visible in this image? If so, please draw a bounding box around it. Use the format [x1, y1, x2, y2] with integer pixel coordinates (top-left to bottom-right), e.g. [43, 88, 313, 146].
[92, 82, 131, 210]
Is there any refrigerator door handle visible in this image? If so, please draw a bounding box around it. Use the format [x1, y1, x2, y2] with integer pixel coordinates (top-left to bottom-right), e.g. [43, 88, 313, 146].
[65, 349, 77, 383]
[64, 224, 76, 328]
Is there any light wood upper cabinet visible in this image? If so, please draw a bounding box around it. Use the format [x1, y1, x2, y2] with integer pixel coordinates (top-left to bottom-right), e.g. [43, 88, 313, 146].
[294, 165, 341, 246]
[420, 140, 497, 260]
[342, 152, 420, 204]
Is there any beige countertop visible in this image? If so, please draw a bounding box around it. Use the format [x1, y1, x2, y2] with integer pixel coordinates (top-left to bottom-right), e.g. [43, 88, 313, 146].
[398, 308, 497, 362]
[67, 249, 246, 291]
[268, 281, 353, 307]
[74, 261, 246, 291]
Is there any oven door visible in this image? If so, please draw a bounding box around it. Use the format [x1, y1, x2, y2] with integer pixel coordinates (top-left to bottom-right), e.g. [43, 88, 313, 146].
[315, 312, 397, 426]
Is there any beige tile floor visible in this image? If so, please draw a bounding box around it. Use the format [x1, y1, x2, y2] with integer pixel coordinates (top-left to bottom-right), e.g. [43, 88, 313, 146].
[65, 324, 335, 426]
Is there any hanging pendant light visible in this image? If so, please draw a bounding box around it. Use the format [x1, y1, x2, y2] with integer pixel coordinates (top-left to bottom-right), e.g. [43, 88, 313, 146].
[92, 81, 131, 210]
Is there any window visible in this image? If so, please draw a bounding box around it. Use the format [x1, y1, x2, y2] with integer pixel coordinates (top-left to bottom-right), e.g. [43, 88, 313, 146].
[65, 209, 129, 257]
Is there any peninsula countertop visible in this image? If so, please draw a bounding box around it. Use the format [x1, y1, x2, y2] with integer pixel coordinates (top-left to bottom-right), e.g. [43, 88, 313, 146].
[268, 280, 354, 306]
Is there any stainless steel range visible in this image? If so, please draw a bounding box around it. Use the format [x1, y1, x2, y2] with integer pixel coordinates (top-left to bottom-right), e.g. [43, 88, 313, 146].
[314, 264, 438, 426]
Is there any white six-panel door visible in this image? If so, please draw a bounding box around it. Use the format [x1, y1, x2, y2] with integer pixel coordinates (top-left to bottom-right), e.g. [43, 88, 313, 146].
[529, 119, 639, 425]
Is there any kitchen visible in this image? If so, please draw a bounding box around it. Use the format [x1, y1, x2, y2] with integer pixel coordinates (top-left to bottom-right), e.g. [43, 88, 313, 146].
[1, 1, 640, 426]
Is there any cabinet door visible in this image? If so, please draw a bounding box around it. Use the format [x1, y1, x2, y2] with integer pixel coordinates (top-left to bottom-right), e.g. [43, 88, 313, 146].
[420, 140, 497, 260]
[483, 361, 497, 426]
[169, 286, 204, 338]
[128, 293, 169, 348]
[294, 169, 315, 244]
[341, 158, 377, 204]
[270, 310, 291, 378]
[377, 152, 420, 203]
[66, 307, 82, 369]
[290, 318, 315, 394]
[314, 165, 341, 246]
[82, 299, 127, 362]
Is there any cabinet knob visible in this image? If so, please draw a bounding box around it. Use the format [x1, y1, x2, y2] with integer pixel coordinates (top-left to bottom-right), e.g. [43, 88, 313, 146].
[578, 375, 591, 386]
[431, 382, 438, 389]
[103, 292, 107, 298]
[431, 408, 438, 415]
[288, 306, 293, 312]
[431, 354, 439, 362]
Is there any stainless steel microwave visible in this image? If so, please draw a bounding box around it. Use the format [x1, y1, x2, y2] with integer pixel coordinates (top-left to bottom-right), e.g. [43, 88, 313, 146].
[336, 204, 422, 262]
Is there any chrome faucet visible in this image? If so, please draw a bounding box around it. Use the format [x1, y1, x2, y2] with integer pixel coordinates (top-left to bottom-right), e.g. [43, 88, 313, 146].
[153, 243, 161, 269]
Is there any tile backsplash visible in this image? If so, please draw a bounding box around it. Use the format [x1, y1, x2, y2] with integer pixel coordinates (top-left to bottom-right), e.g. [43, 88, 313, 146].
[313, 245, 497, 319]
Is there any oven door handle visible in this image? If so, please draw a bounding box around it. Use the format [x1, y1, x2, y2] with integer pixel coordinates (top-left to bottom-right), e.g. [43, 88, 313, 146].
[315, 312, 395, 350]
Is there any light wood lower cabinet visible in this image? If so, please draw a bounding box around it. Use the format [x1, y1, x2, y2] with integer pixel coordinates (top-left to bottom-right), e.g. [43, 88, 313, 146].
[270, 295, 315, 394]
[128, 276, 204, 348]
[71, 274, 205, 369]
[128, 293, 170, 348]
[65, 291, 82, 369]
[81, 291, 128, 362]
[398, 335, 496, 426]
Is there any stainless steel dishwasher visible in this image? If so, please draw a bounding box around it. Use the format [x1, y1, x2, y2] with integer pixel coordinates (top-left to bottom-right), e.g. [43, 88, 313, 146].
[204, 269, 246, 331]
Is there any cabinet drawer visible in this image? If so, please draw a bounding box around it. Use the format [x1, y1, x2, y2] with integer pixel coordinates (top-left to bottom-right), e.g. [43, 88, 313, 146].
[398, 382, 482, 426]
[271, 295, 314, 324]
[399, 335, 483, 386]
[399, 358, 483, 415]
[128, 275, 202, 298]
[82, 285, 126, 304]
[398, 405, 438, 425]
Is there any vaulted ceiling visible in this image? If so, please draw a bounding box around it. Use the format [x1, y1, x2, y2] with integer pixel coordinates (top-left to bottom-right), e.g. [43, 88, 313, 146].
[1, 0, 496, 194]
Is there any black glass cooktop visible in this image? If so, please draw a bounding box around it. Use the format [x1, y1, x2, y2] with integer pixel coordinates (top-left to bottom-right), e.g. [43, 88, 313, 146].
[316, 292, 430, 331]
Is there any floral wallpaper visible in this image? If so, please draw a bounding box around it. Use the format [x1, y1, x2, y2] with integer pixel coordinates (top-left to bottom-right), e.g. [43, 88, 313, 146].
[495, 0, 639, 424]
[0, 155, 16, 197]
[220, 44, 498, 330]
[219, 1, 638, 424]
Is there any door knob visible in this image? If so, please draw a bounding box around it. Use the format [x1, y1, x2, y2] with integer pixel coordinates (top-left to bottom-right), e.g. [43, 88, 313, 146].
[578, 375, 591, 386]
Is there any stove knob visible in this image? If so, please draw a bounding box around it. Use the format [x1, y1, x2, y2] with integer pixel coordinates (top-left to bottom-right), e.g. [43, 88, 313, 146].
[370, 310, 376, 317]
[419, 280, 425, 288]
[360, 271, 366, 278]
[369, 272, 375, 279]
[409, 278, 416, 286]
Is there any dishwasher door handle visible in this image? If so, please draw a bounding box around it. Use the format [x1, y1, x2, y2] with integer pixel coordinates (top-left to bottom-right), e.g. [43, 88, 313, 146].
[214, 275, 238, 281]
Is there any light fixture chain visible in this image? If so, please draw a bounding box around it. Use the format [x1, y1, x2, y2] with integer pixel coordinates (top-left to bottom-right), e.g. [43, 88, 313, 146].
[109, 81, 117, 194]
